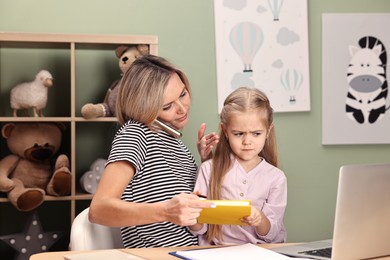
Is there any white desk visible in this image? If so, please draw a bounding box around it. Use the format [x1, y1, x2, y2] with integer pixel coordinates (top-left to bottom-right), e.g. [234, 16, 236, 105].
[30, 243, 290, 260]
[29, 243, 390, 260]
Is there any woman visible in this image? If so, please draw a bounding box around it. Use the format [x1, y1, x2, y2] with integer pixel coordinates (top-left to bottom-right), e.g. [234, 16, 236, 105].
[89, 55, 218, 248]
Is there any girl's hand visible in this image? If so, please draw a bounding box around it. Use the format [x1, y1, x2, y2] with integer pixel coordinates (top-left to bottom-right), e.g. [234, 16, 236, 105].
[242, 206, 271, 236]
[241, 206, 263, 226]
[197, 123, 219, 162]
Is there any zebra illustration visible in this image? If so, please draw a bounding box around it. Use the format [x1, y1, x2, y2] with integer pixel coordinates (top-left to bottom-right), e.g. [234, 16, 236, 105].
[346, 36, 390, 124]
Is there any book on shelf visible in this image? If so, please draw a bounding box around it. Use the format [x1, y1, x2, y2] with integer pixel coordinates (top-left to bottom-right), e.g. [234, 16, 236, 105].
[197, 200, 251, 225]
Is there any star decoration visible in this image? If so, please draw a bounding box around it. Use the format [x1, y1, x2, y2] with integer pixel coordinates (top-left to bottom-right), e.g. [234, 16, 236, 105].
[0, 210, 63, 260]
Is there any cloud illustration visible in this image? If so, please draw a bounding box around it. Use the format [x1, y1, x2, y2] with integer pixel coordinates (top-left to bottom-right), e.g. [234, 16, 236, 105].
[277, 27, 300, 46]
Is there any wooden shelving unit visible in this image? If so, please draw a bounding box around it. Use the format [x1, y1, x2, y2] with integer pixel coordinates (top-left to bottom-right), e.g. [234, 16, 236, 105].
[0, 32, 158, 222]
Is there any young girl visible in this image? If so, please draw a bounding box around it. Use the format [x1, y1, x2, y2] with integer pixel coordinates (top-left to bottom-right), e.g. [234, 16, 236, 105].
[189, 87, 287, 245]
[89, 55, 217, 248]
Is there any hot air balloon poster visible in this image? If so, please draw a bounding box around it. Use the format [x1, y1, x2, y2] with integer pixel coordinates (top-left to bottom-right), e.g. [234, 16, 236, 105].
[214, 0, 310, 113]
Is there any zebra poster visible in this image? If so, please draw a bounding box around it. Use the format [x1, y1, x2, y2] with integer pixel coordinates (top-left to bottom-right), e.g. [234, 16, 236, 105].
[214, 0, 310, 113]
[322, 13, 390, 145]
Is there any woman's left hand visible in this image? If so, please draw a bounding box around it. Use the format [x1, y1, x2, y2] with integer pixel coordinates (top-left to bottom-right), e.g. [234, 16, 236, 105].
[197, 123, 219, 162]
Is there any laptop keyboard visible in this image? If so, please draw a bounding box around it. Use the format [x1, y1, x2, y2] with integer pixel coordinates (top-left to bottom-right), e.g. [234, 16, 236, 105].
[299, 247, 332, 258]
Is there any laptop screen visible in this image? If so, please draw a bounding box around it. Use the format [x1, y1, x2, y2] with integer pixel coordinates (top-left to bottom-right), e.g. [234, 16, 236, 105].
[331, 163, 390, 259]
[270, 163, 390, 260]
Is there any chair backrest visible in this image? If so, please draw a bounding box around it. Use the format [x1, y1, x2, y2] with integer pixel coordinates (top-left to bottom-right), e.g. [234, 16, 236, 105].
[69, 207, 123, 250]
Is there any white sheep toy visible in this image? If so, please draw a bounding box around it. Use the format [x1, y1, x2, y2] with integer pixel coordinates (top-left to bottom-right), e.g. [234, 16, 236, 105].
[10, 70, 54, 117]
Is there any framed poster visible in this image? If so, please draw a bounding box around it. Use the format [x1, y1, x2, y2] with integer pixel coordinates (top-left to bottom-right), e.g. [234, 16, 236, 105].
[214, 0, 310, 112]
[322, 13, 390, 145]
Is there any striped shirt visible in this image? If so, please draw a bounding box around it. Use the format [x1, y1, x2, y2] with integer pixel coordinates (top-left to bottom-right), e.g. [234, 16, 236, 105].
[107, 120, 198, 248]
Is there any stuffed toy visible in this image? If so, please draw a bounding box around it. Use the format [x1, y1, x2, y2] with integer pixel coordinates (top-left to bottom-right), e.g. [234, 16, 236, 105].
[79, 158, 107, 194]
[81, 44, 149, 119]
[0, 122, 71, 212]
[10, 70, 54, 117]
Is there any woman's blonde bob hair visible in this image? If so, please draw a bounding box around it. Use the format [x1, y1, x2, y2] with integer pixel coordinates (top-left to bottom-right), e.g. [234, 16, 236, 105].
[116, 55, 191, 126]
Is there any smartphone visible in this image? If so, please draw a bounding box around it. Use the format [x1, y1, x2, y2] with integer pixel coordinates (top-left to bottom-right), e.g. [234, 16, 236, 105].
[153, 119, 182, 138]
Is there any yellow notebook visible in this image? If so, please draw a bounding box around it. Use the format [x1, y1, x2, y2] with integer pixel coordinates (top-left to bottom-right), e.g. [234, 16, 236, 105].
[197, 200, 252, 225]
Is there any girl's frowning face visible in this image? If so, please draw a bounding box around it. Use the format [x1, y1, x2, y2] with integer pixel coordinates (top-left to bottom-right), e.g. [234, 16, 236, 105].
[222, 110, 270, 169]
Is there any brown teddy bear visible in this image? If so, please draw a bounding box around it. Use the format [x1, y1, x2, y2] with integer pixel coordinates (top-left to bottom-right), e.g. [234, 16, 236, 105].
[0, 122, 71, 212]
[81, 44, 149, 119]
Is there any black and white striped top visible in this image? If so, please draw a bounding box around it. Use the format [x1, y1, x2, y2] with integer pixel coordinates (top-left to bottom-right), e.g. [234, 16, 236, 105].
[107, 120, 198, 248]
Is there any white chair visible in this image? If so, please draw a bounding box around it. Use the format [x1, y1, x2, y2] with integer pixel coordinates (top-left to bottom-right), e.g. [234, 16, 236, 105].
[69, 207, 123, 250]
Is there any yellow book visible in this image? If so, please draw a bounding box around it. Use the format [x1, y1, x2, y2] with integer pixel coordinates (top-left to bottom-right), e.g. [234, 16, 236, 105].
[197, 200, 252, 225]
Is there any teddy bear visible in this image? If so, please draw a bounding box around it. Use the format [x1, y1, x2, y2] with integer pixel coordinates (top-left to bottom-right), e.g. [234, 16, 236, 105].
[81, 44, 149, 119]
[0, 122, 71, 212]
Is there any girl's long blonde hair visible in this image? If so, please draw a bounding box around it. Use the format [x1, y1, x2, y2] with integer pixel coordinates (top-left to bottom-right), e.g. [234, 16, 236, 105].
[206, 86, 279, 243]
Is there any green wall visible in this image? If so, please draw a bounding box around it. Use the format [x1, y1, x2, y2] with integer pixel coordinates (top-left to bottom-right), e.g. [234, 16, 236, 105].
[1, 0, 389, 243]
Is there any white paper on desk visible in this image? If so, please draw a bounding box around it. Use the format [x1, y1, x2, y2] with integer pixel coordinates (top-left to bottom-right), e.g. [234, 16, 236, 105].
[172, 243, 311, 260]
[63, 249, 146, 260]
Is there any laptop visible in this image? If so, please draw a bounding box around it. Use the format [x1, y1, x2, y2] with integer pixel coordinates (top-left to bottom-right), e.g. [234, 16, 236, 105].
[271, 163, 390, 260]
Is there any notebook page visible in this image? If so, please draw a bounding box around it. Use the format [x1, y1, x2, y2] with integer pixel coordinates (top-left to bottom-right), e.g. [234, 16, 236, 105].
[171, 243, 311, 260]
